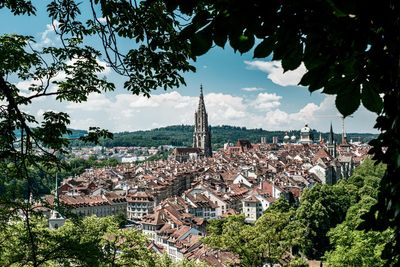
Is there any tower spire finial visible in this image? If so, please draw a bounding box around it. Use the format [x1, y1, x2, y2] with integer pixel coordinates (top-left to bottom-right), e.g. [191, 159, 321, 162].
[329, 122, 334, 145]
[200, 84, 203, 96]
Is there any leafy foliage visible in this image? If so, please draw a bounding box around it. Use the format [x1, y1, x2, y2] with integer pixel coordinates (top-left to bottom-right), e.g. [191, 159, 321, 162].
[325, 159, 393, 266]
[295, 181, 358, 259]
[0, 215, 163, 266]
[204, 210, 304, 266]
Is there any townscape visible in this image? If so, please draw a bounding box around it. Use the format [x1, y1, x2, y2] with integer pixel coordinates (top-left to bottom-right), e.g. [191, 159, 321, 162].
[41, 87, 370, 266]
[2, 1, 400, 266]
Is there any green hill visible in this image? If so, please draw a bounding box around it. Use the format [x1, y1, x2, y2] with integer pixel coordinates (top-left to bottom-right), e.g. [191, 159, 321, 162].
[69, 125, 377, 149]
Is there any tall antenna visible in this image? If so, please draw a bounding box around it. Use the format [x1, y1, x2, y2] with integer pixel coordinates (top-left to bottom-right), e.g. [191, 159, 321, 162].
[55, 173, 59, 211]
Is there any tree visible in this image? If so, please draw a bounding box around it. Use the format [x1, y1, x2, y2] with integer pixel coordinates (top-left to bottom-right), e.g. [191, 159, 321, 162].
[0, 215, 157, 266]
[325, 199, 392, 267]
[204, 210, 304, 267]
[203, 215, 258, 266]
[325, 159, 392, 267]
[295, 182, 357, 259]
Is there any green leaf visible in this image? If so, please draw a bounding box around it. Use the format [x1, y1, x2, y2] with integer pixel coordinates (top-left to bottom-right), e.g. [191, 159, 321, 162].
[299, 71, 312, 87]
[213, 32, 227, 48]
[213, 15, 229, 48]
[335, 86, 361, 117]
[253, 37, 275, 58]
[281, 41, 303, 71]
[190, 28, 213, 56]
[323, 77, 345, 95]
[230, 32, 255, 54]
[300, 68, 327, 92]
[180, 24, 197, 40]
[361, 84, 383, 114]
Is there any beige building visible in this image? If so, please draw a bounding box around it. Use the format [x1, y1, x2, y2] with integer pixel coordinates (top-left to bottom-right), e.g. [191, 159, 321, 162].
[126, 191, 155, 221]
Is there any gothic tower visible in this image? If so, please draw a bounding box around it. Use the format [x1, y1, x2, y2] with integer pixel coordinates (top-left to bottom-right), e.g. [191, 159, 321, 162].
[193, 85, 212, 157]
[327, 123, 337, 158]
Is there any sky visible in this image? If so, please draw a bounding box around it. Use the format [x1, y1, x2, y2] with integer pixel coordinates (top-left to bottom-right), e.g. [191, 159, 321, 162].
[0, 2, 378, 134]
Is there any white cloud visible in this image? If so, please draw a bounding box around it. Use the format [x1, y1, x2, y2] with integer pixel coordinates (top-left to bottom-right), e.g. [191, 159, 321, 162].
[33, 20, 60, 48]
[241, 87, 265, 92]
[63, 91, 377, 133]
[206, 93, 247, 121]
[252, 92, 282, 111]
[14, 58, 110, 101]
[17, 85, 377, 133]
[264, 101, 322, 130]
[65, 91, 259, 132]
[97, 17, 107, 24]
[244, 60, 307, 86]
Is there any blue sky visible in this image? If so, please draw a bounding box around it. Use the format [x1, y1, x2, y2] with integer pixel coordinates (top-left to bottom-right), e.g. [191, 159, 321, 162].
[0, 2, 378, 134]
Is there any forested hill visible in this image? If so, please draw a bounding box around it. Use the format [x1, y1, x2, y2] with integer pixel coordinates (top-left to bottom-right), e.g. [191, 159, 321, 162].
[69, 125, 377, 149]
[103, 125, 278, 148]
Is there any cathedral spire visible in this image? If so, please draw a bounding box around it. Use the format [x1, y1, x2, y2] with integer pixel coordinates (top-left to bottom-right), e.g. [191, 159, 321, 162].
[329, 122, 334, 145]
[198, 84, 206, 112]
[193, 85, 212, 157]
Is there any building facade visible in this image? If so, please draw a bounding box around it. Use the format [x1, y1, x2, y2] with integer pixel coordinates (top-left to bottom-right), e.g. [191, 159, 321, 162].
[300, 124, 313, 144]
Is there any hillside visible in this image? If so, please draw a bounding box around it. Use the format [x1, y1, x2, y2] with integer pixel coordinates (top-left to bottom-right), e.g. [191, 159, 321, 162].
[69, 125, 377, 149]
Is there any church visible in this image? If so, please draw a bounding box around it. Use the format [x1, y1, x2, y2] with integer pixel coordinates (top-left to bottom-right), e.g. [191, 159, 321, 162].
[193, 85, 212, 157]
[172, 85, 212, 162]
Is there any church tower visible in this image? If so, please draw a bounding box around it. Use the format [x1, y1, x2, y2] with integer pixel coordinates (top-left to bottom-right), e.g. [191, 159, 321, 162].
[193, 85, 212, 157]
[327, 123, 337, 158]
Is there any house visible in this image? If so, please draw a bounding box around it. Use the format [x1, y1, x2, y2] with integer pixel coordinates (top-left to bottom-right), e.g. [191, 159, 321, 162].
[126, 191, 155, 221]
[232, 173, 253, 188]
[242, 193, 273, 223]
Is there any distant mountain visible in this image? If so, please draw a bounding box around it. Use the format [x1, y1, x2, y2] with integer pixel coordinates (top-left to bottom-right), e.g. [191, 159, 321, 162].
[69, 125, 377, 149]
[66, 129, 87, 139]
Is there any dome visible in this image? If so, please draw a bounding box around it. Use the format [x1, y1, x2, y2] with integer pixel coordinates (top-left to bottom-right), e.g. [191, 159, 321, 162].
[301, 124, 311, 133]
[284, 134, 290, 140]
[290, 135, 297, 141]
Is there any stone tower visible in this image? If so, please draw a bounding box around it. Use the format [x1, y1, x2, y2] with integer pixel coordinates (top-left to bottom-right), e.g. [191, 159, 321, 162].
[327, 123, 337, 158]
[193, 85, 212, 157]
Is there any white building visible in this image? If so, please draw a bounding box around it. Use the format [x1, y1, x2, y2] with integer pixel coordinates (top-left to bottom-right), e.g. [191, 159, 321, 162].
[300, 124, 313, 144]
[242, 194, 272, 223]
